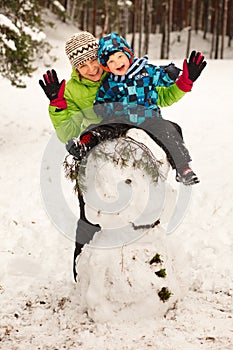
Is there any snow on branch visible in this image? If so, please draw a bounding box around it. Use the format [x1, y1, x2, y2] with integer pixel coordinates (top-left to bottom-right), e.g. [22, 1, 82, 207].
[53, 1, 66, 13]
[22, 25, 46, 42]
[0, 14, 20, 35]
[0, 34, 17, 51]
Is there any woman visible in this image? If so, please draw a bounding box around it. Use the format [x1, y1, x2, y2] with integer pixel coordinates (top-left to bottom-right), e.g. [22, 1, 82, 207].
[39, 32, 107, 281]
[39, 31, 106, 144]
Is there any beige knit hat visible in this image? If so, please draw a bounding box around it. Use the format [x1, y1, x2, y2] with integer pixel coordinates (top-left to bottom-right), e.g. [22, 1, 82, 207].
[65, 31, 98, 68]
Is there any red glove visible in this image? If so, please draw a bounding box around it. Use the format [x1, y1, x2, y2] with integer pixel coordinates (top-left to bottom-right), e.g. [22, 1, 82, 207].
[187, 51, 207, 82]
[66, 133, 97, 161]
[39, 69, 67, 109]
[176, 51, 207, 92]
[176, 59, 193, 92]
[80, 133, 92, 145]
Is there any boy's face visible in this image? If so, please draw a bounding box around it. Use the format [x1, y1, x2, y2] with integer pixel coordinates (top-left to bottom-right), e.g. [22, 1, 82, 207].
[106, 51, 130, 75]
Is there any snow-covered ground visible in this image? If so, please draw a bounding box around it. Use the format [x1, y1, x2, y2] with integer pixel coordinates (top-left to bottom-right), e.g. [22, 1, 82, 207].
[0, 14, 233, 350]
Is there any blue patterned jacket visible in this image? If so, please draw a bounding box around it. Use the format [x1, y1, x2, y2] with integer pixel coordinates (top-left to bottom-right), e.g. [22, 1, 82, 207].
[94, 54, 181, 125]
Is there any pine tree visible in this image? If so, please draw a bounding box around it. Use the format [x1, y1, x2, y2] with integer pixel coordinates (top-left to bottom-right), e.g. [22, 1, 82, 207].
[0, 0, 50, 87]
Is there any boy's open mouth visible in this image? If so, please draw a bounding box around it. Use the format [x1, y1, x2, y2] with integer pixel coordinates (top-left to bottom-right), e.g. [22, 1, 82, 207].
[116, 65, 125, 71]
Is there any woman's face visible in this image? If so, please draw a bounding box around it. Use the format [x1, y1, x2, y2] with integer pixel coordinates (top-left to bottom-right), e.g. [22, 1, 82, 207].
[77, 58, 103, 81]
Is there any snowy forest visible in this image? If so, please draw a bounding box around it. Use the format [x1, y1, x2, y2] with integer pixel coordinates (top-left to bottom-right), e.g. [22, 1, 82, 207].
[0, 0, 233, 87]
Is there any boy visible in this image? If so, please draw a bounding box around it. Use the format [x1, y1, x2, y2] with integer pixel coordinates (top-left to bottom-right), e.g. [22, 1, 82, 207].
[91, 32, 207, 185]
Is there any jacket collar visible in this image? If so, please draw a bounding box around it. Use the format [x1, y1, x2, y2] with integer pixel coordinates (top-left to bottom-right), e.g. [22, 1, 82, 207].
[110, 55, 148, 82]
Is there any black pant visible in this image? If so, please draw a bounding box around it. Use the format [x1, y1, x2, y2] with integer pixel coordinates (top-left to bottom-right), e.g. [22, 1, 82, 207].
[82, 118, 192, 171]
[73, 191, 101, 281]
[139, 118, 191, 170]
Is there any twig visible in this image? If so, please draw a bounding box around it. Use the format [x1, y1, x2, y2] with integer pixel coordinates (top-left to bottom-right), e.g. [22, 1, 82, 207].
[130, 219, 160, 230]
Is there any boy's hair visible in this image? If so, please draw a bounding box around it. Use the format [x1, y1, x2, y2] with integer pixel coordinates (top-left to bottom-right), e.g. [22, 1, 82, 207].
[98, 32, 134, 71]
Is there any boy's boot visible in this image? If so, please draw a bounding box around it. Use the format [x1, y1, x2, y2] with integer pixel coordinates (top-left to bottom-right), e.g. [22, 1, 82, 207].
[176, 165, 200, 186]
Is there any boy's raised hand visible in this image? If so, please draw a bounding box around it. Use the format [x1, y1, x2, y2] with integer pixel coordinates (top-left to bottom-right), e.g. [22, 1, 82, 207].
[176, 50, 207, 92]
[187, 51, 207, 82]
[39, 69, 67, 109]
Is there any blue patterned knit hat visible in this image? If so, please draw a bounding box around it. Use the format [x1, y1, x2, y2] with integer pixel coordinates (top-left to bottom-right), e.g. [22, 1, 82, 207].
[98, 32, 134, 71]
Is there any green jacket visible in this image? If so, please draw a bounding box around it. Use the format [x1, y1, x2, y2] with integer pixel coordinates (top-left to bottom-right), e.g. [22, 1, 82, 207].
[157, 84, 185, 107]
[49, 68, 107, 143]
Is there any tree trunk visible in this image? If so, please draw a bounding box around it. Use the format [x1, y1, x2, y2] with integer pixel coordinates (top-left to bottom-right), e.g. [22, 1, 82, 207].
[70, 0, 77, 23]
[214, 0, 222, 58]
[210, 9, 215, 58]
[144, 0, 152, 55]
[92, 0, 97, 36]
[166, 0, 173, 59]
[131, 0, 137, 51]
[184, 0, 189, 27]
[102, 0, 109, 35]
[160, 2, 167, 59]
[227, 0, 232, 47]
[63, 0, 68, 22]
[138, 0, 145, 57]
[80, 3, 85, 31]
[202, 0, 209, 39]
[124, 1, 129, 37]
[186, 0, 192, 57]
[220, 0, 228, 58]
